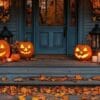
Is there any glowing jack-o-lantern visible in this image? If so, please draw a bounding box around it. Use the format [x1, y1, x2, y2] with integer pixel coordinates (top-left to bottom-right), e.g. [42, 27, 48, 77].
[17, 41, 34, 58]
[0, 40, 10, 59]
[74, 44, 92, 60]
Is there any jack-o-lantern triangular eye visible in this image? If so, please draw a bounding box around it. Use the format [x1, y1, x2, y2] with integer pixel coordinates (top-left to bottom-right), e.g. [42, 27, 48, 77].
[20, 44, 24, 49]
[0, 44, 4, 49]
[28, 45, 31, 49]
[75, 48, 80, 52]
[83, 48, 88, 52]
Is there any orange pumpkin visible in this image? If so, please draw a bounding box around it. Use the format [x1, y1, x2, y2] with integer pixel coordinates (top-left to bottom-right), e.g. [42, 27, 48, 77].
[0, 40, 10, 59]
[74, 44, 92, 60]
[11, 54, 20, 62]
[17, 41, 34, 58]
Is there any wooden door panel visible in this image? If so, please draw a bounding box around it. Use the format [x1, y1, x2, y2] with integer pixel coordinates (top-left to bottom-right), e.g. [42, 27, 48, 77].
[40, 32, 49, 48]
[35, 0, 67, 54]
[39, 32, 64, 48]
[53, 32, 64, 48]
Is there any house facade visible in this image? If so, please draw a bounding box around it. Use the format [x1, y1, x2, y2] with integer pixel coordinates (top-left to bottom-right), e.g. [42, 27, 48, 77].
[0, 0, 99, 99]
[0, 0, 99, 55]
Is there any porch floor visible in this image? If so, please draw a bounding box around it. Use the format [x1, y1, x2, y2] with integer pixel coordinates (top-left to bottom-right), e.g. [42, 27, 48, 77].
[0, 55, 99, 86]
[0, 55, 99, 67]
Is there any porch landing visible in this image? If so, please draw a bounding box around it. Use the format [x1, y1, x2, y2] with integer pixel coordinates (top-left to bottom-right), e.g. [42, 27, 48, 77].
[0, 55, 99, 86]
[0, 55, 99, 67]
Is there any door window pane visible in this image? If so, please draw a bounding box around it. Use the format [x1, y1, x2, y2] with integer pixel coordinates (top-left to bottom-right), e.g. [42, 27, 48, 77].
[39, 0, 64, 25]
[25, 0, 32, 27]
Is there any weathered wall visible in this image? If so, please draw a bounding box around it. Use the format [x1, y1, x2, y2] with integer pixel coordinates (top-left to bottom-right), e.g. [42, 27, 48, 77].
[0, 0, 99, 54]
[0, 0, 23, 41]
[78, 0, 100, 43]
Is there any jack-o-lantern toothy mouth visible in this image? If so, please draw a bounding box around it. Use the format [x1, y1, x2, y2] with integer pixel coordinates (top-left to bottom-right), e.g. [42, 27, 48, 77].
[75, 53, 89, 59]
[20, 51, 31, 55]
[0, 51, 6, 57]
[81, 54, 89, 58]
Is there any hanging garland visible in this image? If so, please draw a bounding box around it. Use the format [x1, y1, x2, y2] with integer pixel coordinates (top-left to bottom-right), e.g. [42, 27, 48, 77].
[0, 0, 11, 23]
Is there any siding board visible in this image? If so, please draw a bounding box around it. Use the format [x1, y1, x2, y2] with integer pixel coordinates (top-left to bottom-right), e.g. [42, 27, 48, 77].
[0, 0, 21, 41]
[78, 0, 100, 43]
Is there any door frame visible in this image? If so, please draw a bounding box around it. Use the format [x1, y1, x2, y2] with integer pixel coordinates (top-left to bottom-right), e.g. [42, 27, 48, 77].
[33, 0, 68, 55]
[33, 0, 78, 55]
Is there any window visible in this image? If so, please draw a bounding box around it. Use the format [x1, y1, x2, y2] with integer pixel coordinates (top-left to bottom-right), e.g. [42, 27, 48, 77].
[39, 0, 64, 25]
[25, 0, 32, 27]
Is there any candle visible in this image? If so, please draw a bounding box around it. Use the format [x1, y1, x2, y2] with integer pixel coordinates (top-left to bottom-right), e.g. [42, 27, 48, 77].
[97, 52, 100, 63]
[92, 56, 97, 63]
[6, 58, 12, 62]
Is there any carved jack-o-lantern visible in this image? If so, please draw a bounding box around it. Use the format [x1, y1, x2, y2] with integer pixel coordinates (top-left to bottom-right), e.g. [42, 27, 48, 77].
[74, 44, 92, 60]
[0, 40, 10, 59]
[17, 41, 34, 58]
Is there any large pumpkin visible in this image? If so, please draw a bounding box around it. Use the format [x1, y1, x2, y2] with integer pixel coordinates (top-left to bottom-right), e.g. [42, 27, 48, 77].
[17, 41, 34, 58]
[74, 44, 92, 60]
[0, 40, 10, 59]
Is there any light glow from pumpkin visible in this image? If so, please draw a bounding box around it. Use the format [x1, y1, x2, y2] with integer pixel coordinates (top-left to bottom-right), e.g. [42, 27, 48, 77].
[17, 41, 34, 58]
[75, 53, 89, 59]
[75, 48, 80, 52]
[83, 48, 88, 52]
[20, 44, 24, 49]
[20, 44, 32, 54]
[74, 44, 92, 60]
[0, 51, 6, 57]
[20, 51, 31, 55]
[0, 44, 4, 48]
[0, 40, 10, 59]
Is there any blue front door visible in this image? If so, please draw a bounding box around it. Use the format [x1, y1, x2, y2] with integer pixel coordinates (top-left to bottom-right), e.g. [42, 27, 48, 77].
[35, 0, 67, 54]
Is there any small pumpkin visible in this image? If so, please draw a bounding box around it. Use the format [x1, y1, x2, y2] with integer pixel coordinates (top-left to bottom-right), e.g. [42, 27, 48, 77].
[17, 41, 34, 58]
[0, 40, 10, 59]
[74, 44, 92, 60]
[11, 54, 20, 62]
